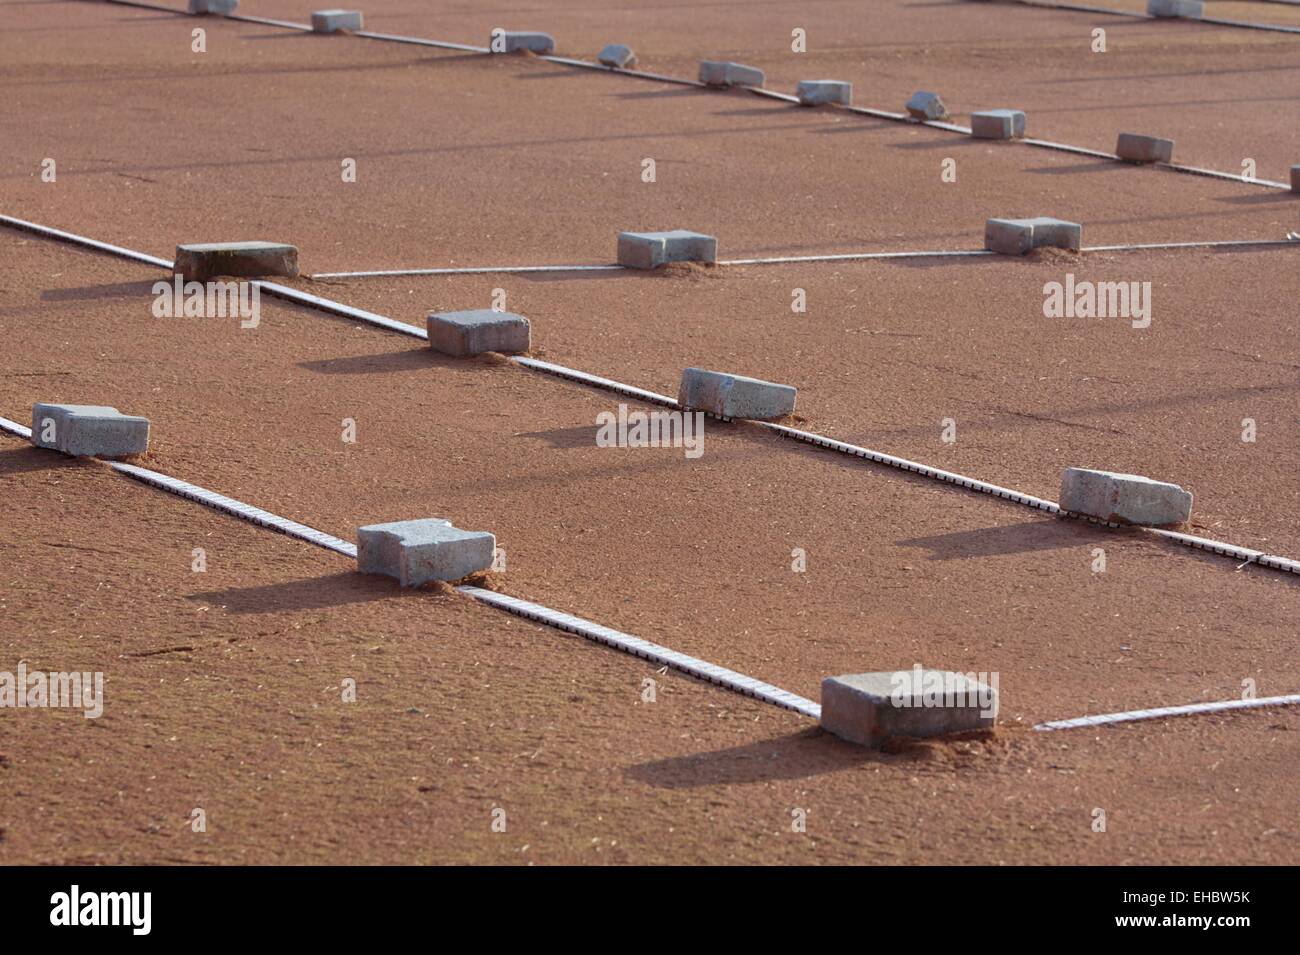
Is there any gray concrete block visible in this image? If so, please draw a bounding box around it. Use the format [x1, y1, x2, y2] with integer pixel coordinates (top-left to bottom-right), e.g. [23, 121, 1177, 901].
[796, 80, 852, 107]
[311, 9, 363, 32]
[1116, 132, 1174, 164]
[1147, 0, 1203, 17]
[617, 230, 717, 269]
[905, 90, 949, 121]
[1060, 467, 1192, 526]
[174, 242, 298, 281]
[357, 519, 495, 587]
[427, 309, 530, 357]
[31, 403, 149, 458]
[497, 31, 555, 54]
[970, 109, 1026, 140]
[1292, 165, 1300, 194]
[598, 43, 636, 68]
[821, 670, 998, 748]
[188, 0, 237, 13]
[984, 216, 1082, 255]
[698, 60, 765, 88]
[678, 368, 796, 420]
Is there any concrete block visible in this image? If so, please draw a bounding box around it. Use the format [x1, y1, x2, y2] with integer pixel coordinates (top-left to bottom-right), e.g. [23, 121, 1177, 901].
[357, 519, 495, 587]
[1292, 165, 1300, 194]
[1147, 0, 1204, 17]
[188, 0, 237, 13]
[905, 90, 949, 121]
[1060, 467, 1192, 526]
[174, 242, 298, 281]
[617, 230, 717, 269]
[677, 368, 796, 420]
[984, 216, 1082, 255]
[1116, 132, 1174, 164]
[821, 670, 998, 748]
[427, 309, 530, 357]
[598, 43, 636, 68]
[311, 9, 363, 33]
[30, 403, 149, 458]
[970, 109, 1026, 140]
[496, 31, 554, 54]
[698, 60, 765, 88]
[796, 80, 852, 107]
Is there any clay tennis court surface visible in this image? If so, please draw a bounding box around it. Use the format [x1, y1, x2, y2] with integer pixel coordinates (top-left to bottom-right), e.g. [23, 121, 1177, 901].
[1, 0, 1297, 865]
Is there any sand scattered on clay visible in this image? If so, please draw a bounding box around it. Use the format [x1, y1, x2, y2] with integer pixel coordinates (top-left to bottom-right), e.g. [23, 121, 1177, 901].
[1027, 247, 1084, 265]
[659, 261, 723, 280]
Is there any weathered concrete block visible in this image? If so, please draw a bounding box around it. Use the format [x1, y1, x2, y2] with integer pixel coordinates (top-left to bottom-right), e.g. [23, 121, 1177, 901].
[496, 31, 555, 54]
[427, 309, 530, 357]
[970, 109, 1026, 140]
[30, 403, 149, 458]
[174, 242, 298, 281]
[678, 368, 796, 420]
[698, 60, 765, 88]
[617, 230, 717, 269]
[358, 519, 495, 587]
[1060, 467, 1192, 526]
[906, 90, 949, 121]
[1147, 0, 1204, 17]
[1292, 165, 1300, 194]
[1116, 132, 1174, 164]
[984, 216, 1082, 255]
[311, 9, 363, 33]
[796, 80, 852, 107]
[598, 43, 636, 68]
[188, 0, 237, 13]
[821, 670, 998, 748]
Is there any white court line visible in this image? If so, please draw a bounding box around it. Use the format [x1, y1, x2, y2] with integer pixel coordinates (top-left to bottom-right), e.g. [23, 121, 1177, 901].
[0, 415, 819, 718]
[1016, 0, 1300, 32]
[313, 239, 1296, 279]
[311, 264, 627, 279]
[93, 1, 1292, 192]
[6, 213, 1300, 579]
[10, 403, 1295, 732]
[0, 213, 174, 269]
[18, 401, 1299, 731]
[1035, 694, 1300, 730]
[720, 250, 996, 266]
[1083, 238, 1300, 252]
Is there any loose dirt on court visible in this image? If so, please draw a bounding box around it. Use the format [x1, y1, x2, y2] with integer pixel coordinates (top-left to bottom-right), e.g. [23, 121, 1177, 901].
[1, 0, 1297, 865]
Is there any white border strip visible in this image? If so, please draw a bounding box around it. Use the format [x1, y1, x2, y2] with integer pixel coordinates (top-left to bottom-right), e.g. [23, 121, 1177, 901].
[457, 587, 821, 716]
[311, 264, 626, 279]
[94, 1, 1293, 192]
[511, 356, 677, 407]
[0, 416, 33, 440]
[0, 414, 816, 717]
[253, 280, 428, 339]
[1035, 693, 1300, 730]
[7, 213, 1300, 577]
[313, 240, 1297, 280]
[0, 213, 174, 269]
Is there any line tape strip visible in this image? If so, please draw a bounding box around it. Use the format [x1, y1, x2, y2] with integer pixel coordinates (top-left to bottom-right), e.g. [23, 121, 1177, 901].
[1034, 693, 1300, 730]
[311, 264, 627, 279]
[456, 587, 821, 717]
[7, 213, 1300, 578]
[1016, 0, 1300, 32]
[96, 1, 1292, 192]
[312, 239, 1296, 280]
[11, 411, 1296, 732]
[0, 415, 819, 717]
[0, 213, 174, 269]
[6, 245, 1295, 732]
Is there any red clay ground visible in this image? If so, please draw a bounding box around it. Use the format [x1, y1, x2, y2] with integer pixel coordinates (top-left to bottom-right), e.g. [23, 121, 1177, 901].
[1, 0, 1297, 865]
